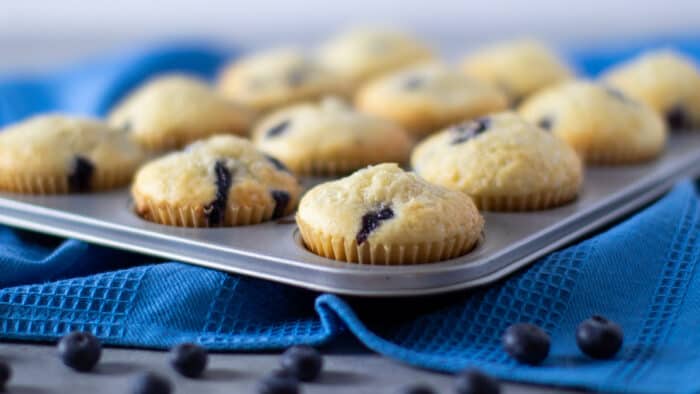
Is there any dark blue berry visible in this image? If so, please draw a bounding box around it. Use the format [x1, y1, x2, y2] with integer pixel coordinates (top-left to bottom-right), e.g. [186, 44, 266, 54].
[256, 375, 299, 394]
[604, 86, 630, 102]
[666, 105, 688, 130]
[130, 372, 172, 394]
[356, 205, 394, 244]
[271, 190, 291, 219]
[576, 315, 623, 359]
[67, 156, 94, 193]
[204, 161, 232, 226]
[403, 76, 425, 90]
[57, 331, 102, 372]
[0, 361, 11, 391]
[537, 116, 554, 131]
[398, 383, 436, 394]
[266, 369, 299, 381]
[280, 345, 323, 382]
[266, 120, 291, 138]
[450, 117, 491, 144]
[455, 369, 501, 394]
[264, 154, 290, 172]
[169, 342, 208, 378]
[502, 323, 550, 365]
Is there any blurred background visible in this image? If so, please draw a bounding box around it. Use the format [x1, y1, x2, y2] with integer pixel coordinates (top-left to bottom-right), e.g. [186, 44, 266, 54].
[2, 0, 700, 73]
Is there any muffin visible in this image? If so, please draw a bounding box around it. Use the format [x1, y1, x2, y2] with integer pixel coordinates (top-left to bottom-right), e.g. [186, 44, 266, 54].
[108, 74, 254, 151]
[355, 64, 509, 137]
[217, 48, 348, 114]
[412, 112, 583, 211]
[519, 81, 667, 164]
[296, 163, 483, 265]
[252, 97, 413, 175]
[132, 135, 302, 227]
[0, 114, 144, 194]
[461, 39, 573, 105]
[602, 50, 700, 130]
[317, 27, 433, 89]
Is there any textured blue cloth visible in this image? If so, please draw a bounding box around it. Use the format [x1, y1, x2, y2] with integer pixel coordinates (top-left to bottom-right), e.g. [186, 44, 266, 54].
[1, 37, 700, 393]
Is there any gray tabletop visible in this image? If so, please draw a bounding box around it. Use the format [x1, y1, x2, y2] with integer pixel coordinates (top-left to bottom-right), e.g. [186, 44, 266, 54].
[0, 341, 580, 393]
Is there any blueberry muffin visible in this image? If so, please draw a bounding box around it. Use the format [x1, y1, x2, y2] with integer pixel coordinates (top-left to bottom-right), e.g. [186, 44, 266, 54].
[519, 81, 667, 164]
[252, 97, 413, 175]
[355, 64, 509, 137]
[602, 50, 700, 130]
[317, 27, 433, 89]
[461, 39, 573, 105]
[412, 112, 583, 211]
[0, 115, 144, 194]
[296, 163, 483, 264]
[217, 48, 348, 114]
[108, 74, 254, 152]
[132, 135, 302, 227]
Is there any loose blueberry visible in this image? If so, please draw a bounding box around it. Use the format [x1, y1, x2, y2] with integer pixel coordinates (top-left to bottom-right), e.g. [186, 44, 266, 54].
[169, 342, 208, 378]
[266, 120, 291, 138]
[576, 315, 623, 359]
[67, 156, 94, 193]
[403, 76, 425, 90]
[204, 161, 232, 226]
[450, 117, 491, 145]
[455, 369, 501, 394]
[256, 375, 299, 394]
[537, 117, 554, 131]
[271, 190, 291, 219]
[130, 372, 172, 394]
[356, 205, 395, 244]
[280, 345, 323, 382]
[57, 331, 102, 372]
[0, 361, 11, 392]
[666, 105, 688, 130]
[397, 383, 436, 394]
[264, 154, 290, 172]
[502, 323, 550, 365]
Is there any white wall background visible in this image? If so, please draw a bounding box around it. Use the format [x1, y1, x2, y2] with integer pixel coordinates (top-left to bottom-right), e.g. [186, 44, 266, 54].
[1, 0, 700, 71]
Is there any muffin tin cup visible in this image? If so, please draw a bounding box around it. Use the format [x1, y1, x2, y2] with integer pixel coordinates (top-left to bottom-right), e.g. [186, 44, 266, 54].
[0, 132, 699, 296]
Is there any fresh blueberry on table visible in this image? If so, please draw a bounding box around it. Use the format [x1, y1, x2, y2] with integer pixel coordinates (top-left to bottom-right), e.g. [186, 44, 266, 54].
[280, 345, 323, 382]
[455, 369, 501, 394]
[130, 371, 172, 394]
[397, 382, 437, 394]
[576, 315, 623, 359]
[169, 342, 208, 378]
[0, 360, 11, 392]
[57, 331, 102, 372]
[256, 374, 300, 394]
[502, 323, 551, 365]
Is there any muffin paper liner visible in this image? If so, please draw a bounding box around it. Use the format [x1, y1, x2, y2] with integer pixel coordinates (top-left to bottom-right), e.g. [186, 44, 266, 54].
[296, 217, 482, 265]
[471, 186, 580, 212]
[134, 129, 248, 153]
[0, 169, 134, 195]
[286, 156, 408, 177]
[132, 192, 279, 227]
[583, 145, 665, 165]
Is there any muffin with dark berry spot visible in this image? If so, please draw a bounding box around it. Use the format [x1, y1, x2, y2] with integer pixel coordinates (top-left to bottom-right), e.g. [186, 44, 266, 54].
[132, 135, 301, 227]
[108, 74, 254, 152]
[217, 48, 348, 114]
[317, 27, 433, 90]
[519, 80, 667, 164]
[355, 64, 508, 137]
[412, 112, 582, 211]
[461, 39, 573, 106]
[296, 163, 483, 265]
[252, 97, 413, 175]
[0, 114, 144, 194]
[602, 50, 700, 131]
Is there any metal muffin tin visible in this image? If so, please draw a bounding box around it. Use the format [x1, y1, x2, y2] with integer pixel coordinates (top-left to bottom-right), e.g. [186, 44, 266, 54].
[0, 132, 699, 296]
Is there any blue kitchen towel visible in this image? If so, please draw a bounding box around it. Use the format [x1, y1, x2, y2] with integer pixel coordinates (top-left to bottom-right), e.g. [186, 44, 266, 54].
[1, 37, 700, 393]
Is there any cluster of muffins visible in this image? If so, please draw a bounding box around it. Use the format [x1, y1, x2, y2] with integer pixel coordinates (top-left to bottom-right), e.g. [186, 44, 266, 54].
[1, 26, 698, 266]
